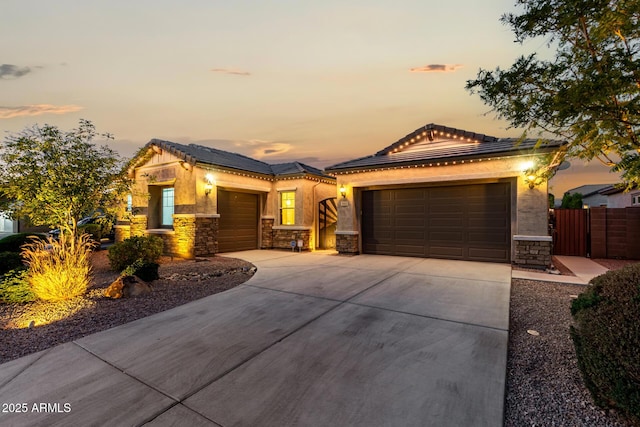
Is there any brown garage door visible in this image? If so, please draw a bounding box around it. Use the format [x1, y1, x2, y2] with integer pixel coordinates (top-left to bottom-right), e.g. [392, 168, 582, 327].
[362, 182, 511, 262]
[217, 189, 259, 252]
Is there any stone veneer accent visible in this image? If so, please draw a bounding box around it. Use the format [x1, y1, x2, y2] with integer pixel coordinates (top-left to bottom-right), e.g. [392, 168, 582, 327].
[261, 218, 274, 249]
[114, 224, 131, 243]
[513, 235, 552, 269]
[273, 228, 311, 250]
[195, 215, 219, 256]
[336, 232, 359, 255]
[130, 215, 147, 237]
[172, 215, 196, 258]
[151, 232, 178, 257]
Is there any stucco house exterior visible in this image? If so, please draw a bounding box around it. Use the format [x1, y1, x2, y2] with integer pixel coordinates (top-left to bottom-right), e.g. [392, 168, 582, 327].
[598, 185, 640, 208]
[563, 184, 612, 207]
[118, 139, 336, 258]
[325, 123, 565, 268]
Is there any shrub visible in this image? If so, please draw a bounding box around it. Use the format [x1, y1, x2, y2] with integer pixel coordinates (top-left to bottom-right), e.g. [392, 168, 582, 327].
[121, 259, 160, 282]
[570, 263, 640, 422]
[0, 251, 24, 275]
[108, 235, 163, 272]
[0, 233, 46, 253]
[0, 268, 34, 304]
[79, 223, 102, 243]
[22, 235, 96, 301]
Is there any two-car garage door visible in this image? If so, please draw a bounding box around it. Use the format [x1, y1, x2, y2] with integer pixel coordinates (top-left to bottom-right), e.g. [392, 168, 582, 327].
[362, 182, 511, 263]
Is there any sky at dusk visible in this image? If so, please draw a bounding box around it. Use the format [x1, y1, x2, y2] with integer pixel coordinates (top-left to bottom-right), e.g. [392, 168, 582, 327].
[1, 0, 621, 196]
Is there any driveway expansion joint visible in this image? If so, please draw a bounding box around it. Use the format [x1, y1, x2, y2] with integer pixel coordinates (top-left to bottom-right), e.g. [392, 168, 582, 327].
[0, 348, 50, 390]
[72, 341, 182, 402]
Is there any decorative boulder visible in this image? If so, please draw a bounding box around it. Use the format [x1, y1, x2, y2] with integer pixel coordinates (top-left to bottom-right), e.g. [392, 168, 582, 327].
[104, 276, 152, 299]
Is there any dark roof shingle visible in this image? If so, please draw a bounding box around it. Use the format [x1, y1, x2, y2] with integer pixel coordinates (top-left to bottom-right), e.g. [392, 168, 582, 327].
[325, 123, 566, 172]
[147, 139, 334, 180]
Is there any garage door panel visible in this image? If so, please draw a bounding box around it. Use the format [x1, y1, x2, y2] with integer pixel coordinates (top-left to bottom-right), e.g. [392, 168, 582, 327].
[429, 217, 464, 228]
[395, 205, 426, 215]
[394, 245, 427, 257]
[429, 246, 464, 259]
[468, 219, 508, 228]
[468, 247, 509, 261]
[429, 231, 464, 242]
[362, 182, 510, 263]
[468, 231, 509, 244]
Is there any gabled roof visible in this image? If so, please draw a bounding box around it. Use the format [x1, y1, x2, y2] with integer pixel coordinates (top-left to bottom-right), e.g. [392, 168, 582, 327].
[325, 123, 566, 173]
[565, 184, 613, 197]
[598, 184, 638, 196]
[145, 139, 335, 180]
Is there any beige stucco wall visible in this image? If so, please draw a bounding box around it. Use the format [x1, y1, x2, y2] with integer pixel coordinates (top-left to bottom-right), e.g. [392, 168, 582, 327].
[131, 149, 196, 223]
[130, 146, 337, 251]
[333, 155, 550, 256]
[607, 191, 640, 208]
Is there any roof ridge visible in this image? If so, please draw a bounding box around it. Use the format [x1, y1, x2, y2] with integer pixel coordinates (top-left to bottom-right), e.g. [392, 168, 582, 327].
[376, 123, 500, 156]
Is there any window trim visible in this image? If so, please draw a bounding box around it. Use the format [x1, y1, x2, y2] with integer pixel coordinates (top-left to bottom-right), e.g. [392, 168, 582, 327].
[279, 191, 296, 225]
[161, 187, 175, 228]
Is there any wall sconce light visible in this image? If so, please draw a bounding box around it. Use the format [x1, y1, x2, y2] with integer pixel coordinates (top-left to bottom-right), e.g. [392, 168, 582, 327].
[524, 173, 544, 189]
[339, 185, 347, 198]
[204, 173, 215, 196]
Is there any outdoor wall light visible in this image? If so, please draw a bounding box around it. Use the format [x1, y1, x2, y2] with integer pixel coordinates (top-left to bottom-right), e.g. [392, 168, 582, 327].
[524, 173, 544, 189]
[339, 185, 347, 198]
[204, 173, 215, 196]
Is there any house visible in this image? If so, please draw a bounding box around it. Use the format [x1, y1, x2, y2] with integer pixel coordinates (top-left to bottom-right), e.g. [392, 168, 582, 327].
[118, 139, 336, 258]
[562, 184, 612, 207]
[598, 185, 640, 208]
[324, 123, 565, 268]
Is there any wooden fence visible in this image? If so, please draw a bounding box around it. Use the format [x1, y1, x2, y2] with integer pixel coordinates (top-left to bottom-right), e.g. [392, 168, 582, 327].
[553, 209, 589, 257]
[553, 207, 640, 259]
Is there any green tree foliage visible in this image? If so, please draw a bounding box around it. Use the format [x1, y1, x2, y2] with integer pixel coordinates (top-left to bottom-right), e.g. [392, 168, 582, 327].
[466, 0, 640, 187]
[560, 192, 584, 208]
[0, 120, 130, 238]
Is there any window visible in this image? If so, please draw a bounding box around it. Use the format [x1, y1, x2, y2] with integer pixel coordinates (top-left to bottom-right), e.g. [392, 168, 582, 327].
[126, 194, 133, 212]
[632, 194, 639, 206]
[280, 191, 295, 225]
[161, 188, 174, 227]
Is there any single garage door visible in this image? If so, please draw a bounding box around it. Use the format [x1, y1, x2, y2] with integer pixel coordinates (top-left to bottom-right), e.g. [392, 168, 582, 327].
[217, 189, 259, 252]
[362, 182, 511, 262]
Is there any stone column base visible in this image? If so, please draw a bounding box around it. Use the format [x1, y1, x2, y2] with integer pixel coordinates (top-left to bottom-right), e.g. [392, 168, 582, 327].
[513, 235, 552, 269]
[261, 218, 274, 249]
[130, 215, 148, 238]
[336, 232, 359, 255]
[195, 215, 219, 256]
[114, 224, 131, 243]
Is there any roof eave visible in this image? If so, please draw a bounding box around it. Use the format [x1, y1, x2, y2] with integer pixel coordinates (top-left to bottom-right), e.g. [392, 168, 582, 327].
[325, 147, 558, 173]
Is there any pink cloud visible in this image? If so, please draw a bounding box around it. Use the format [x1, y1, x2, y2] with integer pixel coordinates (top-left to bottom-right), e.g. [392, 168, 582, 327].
[410, 64, 463, 73]
[0, 104, 83, 119]
[210, 68, 251, 76]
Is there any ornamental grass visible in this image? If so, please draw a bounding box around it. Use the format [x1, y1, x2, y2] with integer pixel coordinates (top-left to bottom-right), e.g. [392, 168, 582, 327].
[21, 234, 96, 302]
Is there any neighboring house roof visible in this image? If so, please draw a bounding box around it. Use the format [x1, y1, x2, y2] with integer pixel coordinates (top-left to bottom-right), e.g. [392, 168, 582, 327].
[598, 184, 638, 195]
[564, 184, 613, 197]
[325, 123, 565, 173]
[144, 139, 335, 180]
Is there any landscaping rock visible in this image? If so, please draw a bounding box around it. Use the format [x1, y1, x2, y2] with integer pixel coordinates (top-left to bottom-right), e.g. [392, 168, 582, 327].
[104, 276, 152, 299]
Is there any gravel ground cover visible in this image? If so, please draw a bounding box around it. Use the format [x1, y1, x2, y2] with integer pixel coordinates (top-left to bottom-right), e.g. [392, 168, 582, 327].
[506, 278, 635, 427]
[0, 250, 255, 363]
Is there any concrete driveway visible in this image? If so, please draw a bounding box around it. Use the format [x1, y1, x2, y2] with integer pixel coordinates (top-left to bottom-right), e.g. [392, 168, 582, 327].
[0, 250, 511, 426]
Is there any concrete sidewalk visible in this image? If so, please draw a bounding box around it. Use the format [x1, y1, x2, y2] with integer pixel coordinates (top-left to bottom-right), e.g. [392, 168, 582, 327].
[512, 256, 609, 285]
[0, 251, 511, 426]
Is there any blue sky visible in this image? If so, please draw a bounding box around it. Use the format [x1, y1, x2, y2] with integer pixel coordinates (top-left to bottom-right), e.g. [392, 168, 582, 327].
[0, 0, 619, 195]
